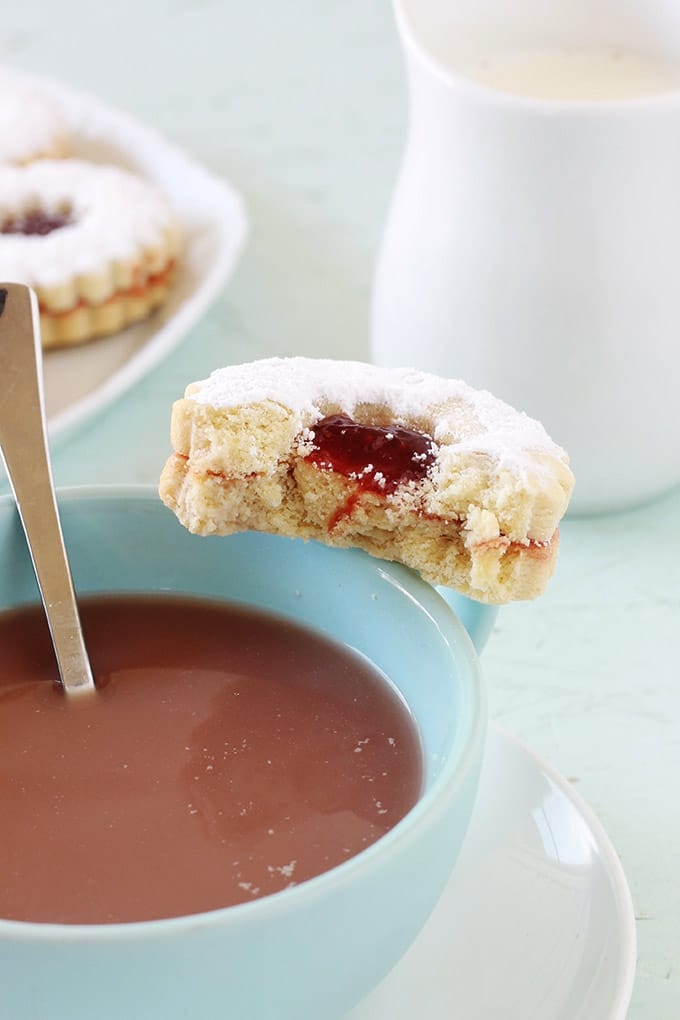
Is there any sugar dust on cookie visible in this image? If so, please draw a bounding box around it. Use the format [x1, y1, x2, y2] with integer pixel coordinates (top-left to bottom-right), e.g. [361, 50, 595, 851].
[159, 357, 574, 604]
[0, 159, 181, 348]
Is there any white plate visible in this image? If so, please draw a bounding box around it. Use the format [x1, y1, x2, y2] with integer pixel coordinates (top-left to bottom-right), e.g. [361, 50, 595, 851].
[1, 66, 248, 444]
[350, 723, 636, 1020]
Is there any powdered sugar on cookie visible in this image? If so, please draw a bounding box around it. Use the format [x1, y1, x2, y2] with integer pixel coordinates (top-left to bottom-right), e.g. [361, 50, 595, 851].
[0, 81, 69, 164]
[0, 159, 179, 290]
[0, 159, 181, 347]
[161, 357, 574, 603]
[188, 357, 569, 484]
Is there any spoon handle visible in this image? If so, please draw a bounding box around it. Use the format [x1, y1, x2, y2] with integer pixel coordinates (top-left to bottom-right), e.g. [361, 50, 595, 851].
[0, 284, 95, 695]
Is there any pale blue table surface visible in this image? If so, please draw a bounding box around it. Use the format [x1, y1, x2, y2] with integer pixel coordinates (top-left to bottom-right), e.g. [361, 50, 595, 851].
[1, 3, 679, 1017]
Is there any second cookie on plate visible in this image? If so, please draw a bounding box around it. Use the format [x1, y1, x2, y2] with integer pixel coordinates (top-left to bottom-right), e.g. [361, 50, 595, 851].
[0, 159, 182, 347]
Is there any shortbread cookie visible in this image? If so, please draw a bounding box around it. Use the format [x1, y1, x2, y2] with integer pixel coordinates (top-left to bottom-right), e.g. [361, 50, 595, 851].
[0, 159, 181, 347]
[0, 82, 69, 164]
[160, 359, 574, 603]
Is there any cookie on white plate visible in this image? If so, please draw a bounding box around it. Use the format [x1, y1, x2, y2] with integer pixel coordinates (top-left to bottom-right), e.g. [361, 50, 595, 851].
[0, 159, 181, 347]
[159, 357, 574, 604]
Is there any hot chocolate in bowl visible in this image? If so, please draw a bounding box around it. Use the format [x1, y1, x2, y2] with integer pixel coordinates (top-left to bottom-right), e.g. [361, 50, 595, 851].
[0, 486, 491, 1020]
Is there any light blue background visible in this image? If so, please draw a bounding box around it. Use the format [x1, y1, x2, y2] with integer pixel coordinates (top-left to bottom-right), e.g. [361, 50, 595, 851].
[1, 3, 678, 1015]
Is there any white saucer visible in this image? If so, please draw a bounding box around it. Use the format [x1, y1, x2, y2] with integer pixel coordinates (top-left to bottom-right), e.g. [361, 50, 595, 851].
[350, 723, 636, 1020]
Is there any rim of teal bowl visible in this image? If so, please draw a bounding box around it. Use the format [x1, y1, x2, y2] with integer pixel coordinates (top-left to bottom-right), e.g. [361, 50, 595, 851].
[0, 484, 487, 943]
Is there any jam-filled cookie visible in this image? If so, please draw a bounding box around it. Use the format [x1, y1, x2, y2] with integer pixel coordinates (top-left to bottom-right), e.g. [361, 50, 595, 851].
[0, 81, 69, 164]
[0, 159, 181, 347]
[159, 357, 574, 604]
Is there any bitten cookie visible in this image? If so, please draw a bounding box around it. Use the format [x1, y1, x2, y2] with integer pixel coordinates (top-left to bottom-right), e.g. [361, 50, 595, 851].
[0, 159, 181, 347]
[159, 357, 574, 604]
[0, 81, 69, 164]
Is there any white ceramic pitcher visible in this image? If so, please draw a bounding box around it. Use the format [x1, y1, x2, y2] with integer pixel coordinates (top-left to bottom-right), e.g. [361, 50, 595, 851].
[372, 0, 680, 514]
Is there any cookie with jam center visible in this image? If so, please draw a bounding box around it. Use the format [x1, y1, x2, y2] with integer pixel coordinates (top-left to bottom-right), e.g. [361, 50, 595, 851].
[159, 357, 574, 604]
[0, 159, 181, 347]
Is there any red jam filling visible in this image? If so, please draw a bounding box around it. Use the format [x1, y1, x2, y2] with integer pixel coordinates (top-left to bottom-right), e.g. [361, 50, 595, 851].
[305, 414, 436, 495]
[2, 210, 73, 237]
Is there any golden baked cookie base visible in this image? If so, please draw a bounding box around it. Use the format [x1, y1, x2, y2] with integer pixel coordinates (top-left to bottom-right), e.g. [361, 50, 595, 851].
[40, 268, 174, 348]
[159, 452, 560, 605]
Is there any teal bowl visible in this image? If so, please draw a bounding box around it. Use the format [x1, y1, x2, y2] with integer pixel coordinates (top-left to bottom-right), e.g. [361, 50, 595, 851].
[0, 486, 491, 1020]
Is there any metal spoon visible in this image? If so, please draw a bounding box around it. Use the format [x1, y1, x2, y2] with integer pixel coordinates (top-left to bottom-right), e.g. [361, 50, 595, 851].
[0, 283, 95, 695]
